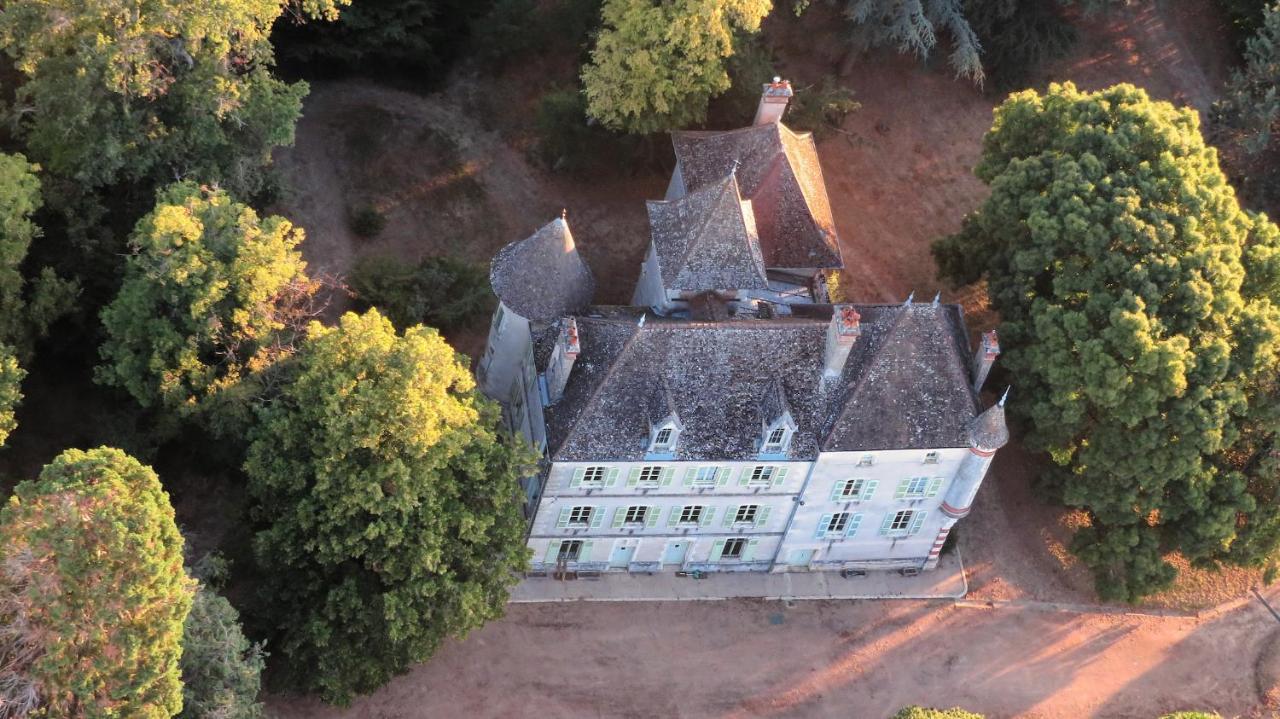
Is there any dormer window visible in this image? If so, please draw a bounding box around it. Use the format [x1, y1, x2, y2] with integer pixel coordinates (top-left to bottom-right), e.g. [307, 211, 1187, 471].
[764, 427, 787, 450]
[654, 427, 674, 449]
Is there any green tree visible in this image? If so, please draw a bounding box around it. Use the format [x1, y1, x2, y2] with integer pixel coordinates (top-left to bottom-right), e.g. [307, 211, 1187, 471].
[348, 254, 494, 333]
[97, 182, 316, 416]
[0, 347, 23, 448]
[0, 0, 347, 226]
[934, 83, 1280, 601]
[843, 0, 984, 81]
[581, 0, 773, 133]
[0, 447, 195, 718]
[1214, 2, 1280, 205]
[245, 310, 531, 702]
[179, 586, 266, 719]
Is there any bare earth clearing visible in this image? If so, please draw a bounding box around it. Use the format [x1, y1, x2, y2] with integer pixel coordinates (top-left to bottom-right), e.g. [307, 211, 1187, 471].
[266, 2, 1272, 716]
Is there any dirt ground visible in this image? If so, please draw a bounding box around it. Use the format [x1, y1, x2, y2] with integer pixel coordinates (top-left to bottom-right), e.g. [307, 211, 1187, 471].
[263, 1, 1268, 715]
[267, 593, 1280, 719]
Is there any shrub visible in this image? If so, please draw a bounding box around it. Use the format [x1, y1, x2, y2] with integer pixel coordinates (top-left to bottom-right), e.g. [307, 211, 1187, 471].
[349, 205, 387, 238]
[349, 254, 494, 332]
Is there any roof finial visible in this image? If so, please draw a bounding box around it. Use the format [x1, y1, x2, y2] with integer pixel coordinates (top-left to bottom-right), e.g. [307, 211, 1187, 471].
[637, 313, 646, 328]
[998, 386, 1011, 407]
[730, 157, 741, 176]
[932, 291, 941, 307]
[560, 208, 567, 221]
[904, 291, 914, 306]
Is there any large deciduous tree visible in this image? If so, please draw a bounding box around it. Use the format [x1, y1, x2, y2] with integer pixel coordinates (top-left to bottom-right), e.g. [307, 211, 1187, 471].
[0, 447, 195, 717]
[582, 0, 772, 133]
[245, 310, 530, 703]
[97, 182, 316, 417]
[934, 83, 1280, 601]
[178, 586, 266, 719]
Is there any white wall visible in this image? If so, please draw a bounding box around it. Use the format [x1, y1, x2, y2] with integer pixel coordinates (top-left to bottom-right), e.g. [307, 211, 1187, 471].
[631, 243, 672, 309]
[777, 447, 969, 570]
[477, 301, 531, 400]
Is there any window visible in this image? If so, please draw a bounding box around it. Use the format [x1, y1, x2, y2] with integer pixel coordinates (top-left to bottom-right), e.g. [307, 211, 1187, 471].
[902, 477, 929, 498]
[832, 478, 877, 502]
[763, 427, 788, 452]
[637, 466, 662, 485]
[692, 466, 718, 486]
[653, 427, 674, 449]
[678, 506, 704, 525]
[568, 506, 592, 526]
[581, 466, 606, 486]
[721, 538, 747, 559]
[840, 479, 864, 499]
[890, 510, 912, 532]
[826, 512, 851, 534]
[491, 304, 506, 338]
[924, 451, 940, 464]
[747, 465, 775, 485]
[734, 505, 759, 524]
[858, 454, 875, 467]
[624, 506, 648, 525]
[556, 540, 582, 562]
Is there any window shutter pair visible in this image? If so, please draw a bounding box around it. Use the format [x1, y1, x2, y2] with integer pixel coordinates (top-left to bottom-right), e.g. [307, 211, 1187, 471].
[569, 468, 585, 489]
[926, 477, 944, 497]
[715, 467, 731, 486]
[815, 513, 834, 540]
[742, 538, 760, 562]
[590, 508, 604, 529]
[556, 507, 572, 528]
[755, 506, 771, 528]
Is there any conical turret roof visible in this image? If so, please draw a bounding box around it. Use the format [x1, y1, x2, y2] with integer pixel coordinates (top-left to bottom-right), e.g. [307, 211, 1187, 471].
[490, 217, 595, 322]
[968, 401, 1009, 451]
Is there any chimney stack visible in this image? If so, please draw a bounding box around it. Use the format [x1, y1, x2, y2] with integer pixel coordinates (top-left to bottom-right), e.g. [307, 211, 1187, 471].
[545, 317, 581, 404]
[822, 305, 861, 383]
[754, 77, 793, 126]
[971, 329, 1000, 393]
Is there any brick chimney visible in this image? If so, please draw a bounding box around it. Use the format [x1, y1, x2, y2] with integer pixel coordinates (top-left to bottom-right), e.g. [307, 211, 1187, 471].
[754, 77, 793, 125]
[545, 318, 581, 404]
[822, 305, 861, 384]
[971, 329, 1000, 393]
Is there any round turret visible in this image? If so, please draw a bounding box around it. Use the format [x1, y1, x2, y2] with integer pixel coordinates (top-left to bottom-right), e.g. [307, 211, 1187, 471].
[489, 217, 595, 322]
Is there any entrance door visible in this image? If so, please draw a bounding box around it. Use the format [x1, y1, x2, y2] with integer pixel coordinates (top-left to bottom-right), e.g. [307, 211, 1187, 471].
[662, 541, 688, 566]
[609, 542, 636, 569]
[787, 549, 814, 567]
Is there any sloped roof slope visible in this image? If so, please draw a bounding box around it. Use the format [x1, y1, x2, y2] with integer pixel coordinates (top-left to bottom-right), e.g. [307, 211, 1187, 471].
[489, 217, 595, 322]
[646, 174, 768, 292]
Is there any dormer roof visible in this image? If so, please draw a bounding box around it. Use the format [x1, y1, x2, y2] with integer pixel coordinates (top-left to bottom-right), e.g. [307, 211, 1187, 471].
[489, 217, 595, 322]
[646, 174, 769, 292]
[671, 123, 843, 270]
[759, 379, 793, 428]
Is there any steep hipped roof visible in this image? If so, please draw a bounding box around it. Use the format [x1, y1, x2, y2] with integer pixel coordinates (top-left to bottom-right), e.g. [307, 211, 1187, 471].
[822, 303, 978, 451]
[671, 123, 843, 270]
[646, 174, 768, 292]
[543, 304, 979, 461]
[489, 217, 595, 322]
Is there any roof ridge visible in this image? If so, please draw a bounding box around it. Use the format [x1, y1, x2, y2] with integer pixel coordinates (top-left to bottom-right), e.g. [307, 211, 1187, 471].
[677, 173, 741, 271]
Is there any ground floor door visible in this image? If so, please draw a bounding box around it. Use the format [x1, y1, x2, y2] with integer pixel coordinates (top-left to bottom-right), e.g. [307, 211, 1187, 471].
[787, 549, 814, 567]
[662, 541, 689, 566]
[609, 542, 636, 569]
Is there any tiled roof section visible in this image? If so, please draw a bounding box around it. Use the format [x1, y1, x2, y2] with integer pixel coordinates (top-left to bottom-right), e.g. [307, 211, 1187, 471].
[645, 381, 680, 427]
[646, 174, 768, 292]
[671, 123, 843, 270]
[545, 304, 979, 461]
[489, 218, 595, 322]
[969, 402, 1009, 450]
[545, 315, 831, 462]
[822, 303, 979, 451]
[759, 379, 792, 427]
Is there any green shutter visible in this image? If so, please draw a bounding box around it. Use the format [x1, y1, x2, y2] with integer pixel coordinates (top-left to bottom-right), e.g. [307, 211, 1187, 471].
[580, 540, 594, 562]
[605, 468, 619, 487]
[863, 480, 879, 501]
[909, 510, 926, 536]
[612, 507, 626, 529]
[715, 467, 730, 486]
[683, 468, 697, 487]
[773, 467, 788, 486]
[590, 507, 604, 529]
[879, 512, 895, 536]
[556, 507, 572, 528]
[700, 506, 715, 527]
[830, 480, 847, 502]
[755, 506, 771, 528]
[894, 479, 910, 499]
[926, 477, 944, 498]
[545, 541, 561, 562]
[846, 513, 863, 538]
[743, 538, 760, 562]
[723, 505, 737, 527]
[626, 467, 641, 487]
[739, 468, 752, 487]
[816, 514, 833, 539]
[668, 506, 682, 527]
[710, 539, 726, 562]
[646, 506, 660, 528]
[570, 468, 585, 488]
[660, 467, 674, 486]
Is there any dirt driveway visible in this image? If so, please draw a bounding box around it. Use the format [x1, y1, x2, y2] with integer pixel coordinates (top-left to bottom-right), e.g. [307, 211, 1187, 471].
[266, 591, 1277, 719]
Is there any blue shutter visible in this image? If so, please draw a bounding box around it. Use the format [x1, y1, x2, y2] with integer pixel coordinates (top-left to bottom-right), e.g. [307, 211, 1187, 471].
[570, 468, 585, 489]
[894, 479, 910, 499]
[879, 512, 895, 536]
[580, 541, 594, 562]
[909, 510, 927, 536]
[829, 480, 847, 502]
[755, 506, 771, 528]
[556, 507, 572, 528]
[668, 505, 682, 527]
[545, 541, 561, 563]
[816, 513, 833, 539]
[846, 513, 863, 538]
[862, 480, 879, 501]
[605, 468, 619, 487]
[926, 477, 944, 497]
[590, 507, 604, 529]
[626, 468, 641, 487]
[710, 539, 726, 562]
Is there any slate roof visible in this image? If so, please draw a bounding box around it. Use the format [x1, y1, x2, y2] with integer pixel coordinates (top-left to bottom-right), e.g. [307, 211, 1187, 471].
[671, 123, 843, 270]
[646, 174, 769, 292]
[543, 303, 980, 462]
[490, 218, 595, 322]
[969, 402, 1010, 450]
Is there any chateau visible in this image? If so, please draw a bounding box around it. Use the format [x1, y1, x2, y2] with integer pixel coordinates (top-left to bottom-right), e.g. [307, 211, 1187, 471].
[477, 79, 1008, 575]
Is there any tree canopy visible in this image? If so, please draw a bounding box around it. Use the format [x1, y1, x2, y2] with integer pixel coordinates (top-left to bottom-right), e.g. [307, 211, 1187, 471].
[97, 182, 315, 416]
[245, 310, 530, 703]
[582, 0, 773, 133]
[934, 83, 1280, 601]
[179, 585, 266, 719]
[0, 447, 194, 718]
